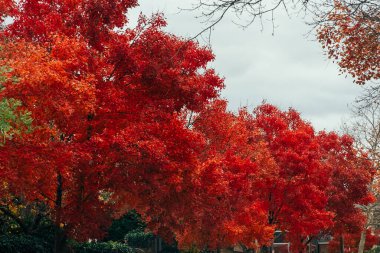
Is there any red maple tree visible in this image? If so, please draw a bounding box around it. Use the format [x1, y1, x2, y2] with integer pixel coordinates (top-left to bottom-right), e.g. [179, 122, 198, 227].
[328, 230, 380, 253]
[318, 132, 375, 251]
[174, 100, 275, 250]
[0, 1, 376, 253]
[0, 1, 223, 252]
[251, 104, 334, 251]
[318, 1, 380, 84]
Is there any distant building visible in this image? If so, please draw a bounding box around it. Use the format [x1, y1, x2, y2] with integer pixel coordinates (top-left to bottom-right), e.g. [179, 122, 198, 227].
[273, 231, 331, 253]
[218, 231, 332, 253]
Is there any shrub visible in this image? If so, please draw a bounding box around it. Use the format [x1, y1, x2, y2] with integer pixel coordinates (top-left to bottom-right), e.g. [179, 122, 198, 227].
[367, 246, 380, 253]
[0, 234, 51, 253]
[106, 211, 146, 242]
[72, 241, 135, 253]
[124, 231, 154, 248]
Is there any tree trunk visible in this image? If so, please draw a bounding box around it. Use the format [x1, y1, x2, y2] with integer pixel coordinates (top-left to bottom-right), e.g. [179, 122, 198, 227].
[340, 234, 345, 253]
[357, 229, 367, 253]
[261, 245, 271, 253]
[54, 229, 67, 253]
[240, 243, 250, 253]
[54, 173, 67, 253]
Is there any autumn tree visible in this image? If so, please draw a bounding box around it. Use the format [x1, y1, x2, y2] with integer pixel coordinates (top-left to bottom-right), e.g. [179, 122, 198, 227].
[0, 1, 223, 252]
[249, 104, 335, 251]
[173, 100, 275, 251]
[163, 101, 373, 253]
[340, 87, 380, 253]
[249, 104, 373, 252]
[317, 0, 380, 84]
[0, 2, 376, 253]
[328, 230, 379, 253]
[182, 102, 373, 252]
[318, 131, 375, 253]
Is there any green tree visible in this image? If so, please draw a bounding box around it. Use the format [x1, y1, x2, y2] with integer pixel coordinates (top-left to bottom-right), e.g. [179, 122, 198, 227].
[106, 210, 145, 242]
[0, 65, 32, 144]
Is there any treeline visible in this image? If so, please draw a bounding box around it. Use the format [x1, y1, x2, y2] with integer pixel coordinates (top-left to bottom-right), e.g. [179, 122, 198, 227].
[0, 0, 378, 253]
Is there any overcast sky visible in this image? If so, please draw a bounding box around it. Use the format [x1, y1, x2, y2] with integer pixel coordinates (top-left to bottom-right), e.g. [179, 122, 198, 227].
[129, 0, 364, 132]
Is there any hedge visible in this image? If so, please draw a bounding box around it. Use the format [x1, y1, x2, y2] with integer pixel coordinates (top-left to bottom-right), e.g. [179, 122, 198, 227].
[72, 241, 135, 253]
[0, 234, 51, 253]
[0, 235, 136, 253]
[124, 231, 154, 248]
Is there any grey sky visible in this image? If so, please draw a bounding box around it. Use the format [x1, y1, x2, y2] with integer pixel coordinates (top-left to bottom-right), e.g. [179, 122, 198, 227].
[129, 0, 363, 132]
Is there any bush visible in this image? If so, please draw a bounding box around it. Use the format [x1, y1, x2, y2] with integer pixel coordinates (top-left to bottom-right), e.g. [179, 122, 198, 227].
[0, 234, 52, 253]
[124, 231, 154, 248]
[367, 246, 380, 253]
[72, 241, 135, 253]
[125, 232, 179, 253]
[106, 211, 146, 242]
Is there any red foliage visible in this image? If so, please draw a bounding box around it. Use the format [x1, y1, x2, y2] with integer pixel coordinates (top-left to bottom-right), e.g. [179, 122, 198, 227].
[176, 100, 275, 249]
[5, 0, 138, 48]
[0, 0, 13, 22]
[0, 0, 375, 251]
[252, 104, 334, 250]
[318, 132, 374, 236]
[318, 1, 380, 84]
[328, 230, 380, 253]
[175, 102, 373, 251]
[0, 0, 223, 242]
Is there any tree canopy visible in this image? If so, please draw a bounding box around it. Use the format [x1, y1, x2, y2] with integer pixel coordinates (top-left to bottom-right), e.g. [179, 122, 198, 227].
[0, 1, 377, 253]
